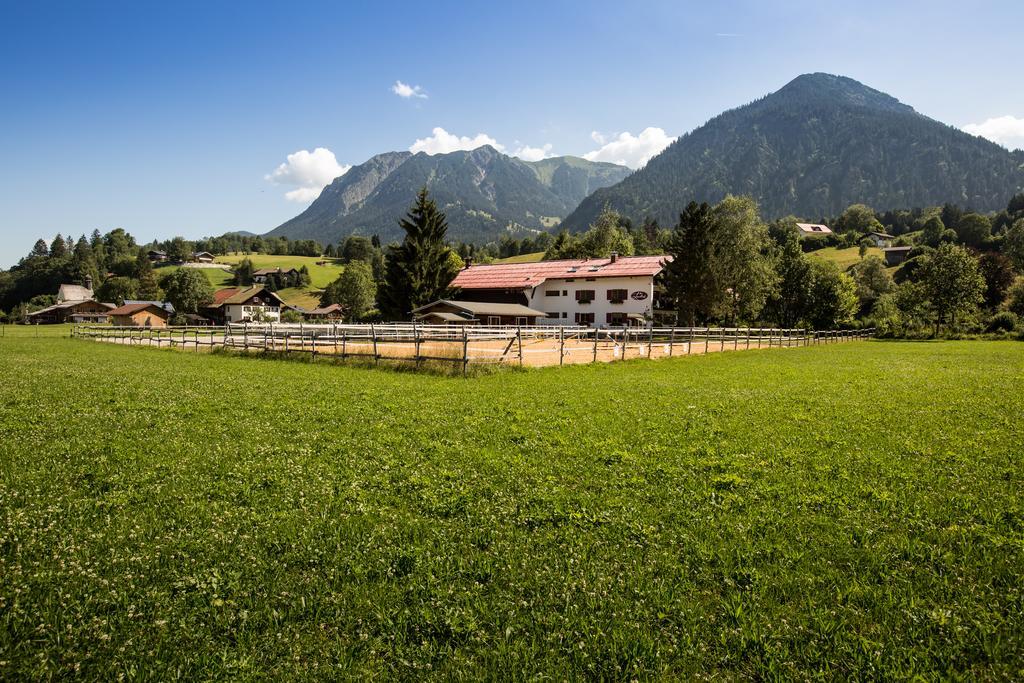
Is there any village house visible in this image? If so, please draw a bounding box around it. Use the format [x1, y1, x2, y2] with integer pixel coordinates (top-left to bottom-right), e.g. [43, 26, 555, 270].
[867, 231, 895, 248]
[796, 223, 833, 238]
[203, 285, 287, 323]
[445, 253, 669, 328]
[191, 251, 215, 263]
[107, 302, 171, 327]
[25, 275, 115, 324]
[252, 267, 300, 284]
[147, 250, 168, 262]
[303, 304, 345, 321]
[412, 300, 547, 325]
[883, 246, 914, 267]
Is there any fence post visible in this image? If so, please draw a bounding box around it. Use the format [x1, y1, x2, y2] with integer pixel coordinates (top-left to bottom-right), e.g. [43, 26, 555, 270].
[704, 328, 709, 354]
[647, 326, 653, 359]
[414, 321, 421, 369]
[592, 328, 598, 363]
[371, 323, 379, 366]
[244, 323, 248, 351]
[668, 327, 675, 357]
[559, 326, 565, 365]
[517, 326, 524, 367]
[341, 329, 347, 359]
[462, 325, 469, 376]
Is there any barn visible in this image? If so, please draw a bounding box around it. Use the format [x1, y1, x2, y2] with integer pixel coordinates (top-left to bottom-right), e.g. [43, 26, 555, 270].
[107, 302, 171, 327]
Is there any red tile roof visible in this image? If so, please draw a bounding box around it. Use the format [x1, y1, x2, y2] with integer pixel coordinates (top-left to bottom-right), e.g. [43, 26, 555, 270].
[211, 288, 241, 305]
[450, 255, 669, 290]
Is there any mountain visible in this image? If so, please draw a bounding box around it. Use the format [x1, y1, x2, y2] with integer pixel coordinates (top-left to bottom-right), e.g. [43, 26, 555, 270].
[266, 147, 630, 245]
[562, 73, 1024, 231]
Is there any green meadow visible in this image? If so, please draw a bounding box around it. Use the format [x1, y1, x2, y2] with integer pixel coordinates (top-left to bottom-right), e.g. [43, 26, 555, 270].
[0, 335, 1021, 679]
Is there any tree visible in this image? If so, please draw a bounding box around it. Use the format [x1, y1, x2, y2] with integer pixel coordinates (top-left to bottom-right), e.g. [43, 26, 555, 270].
[579, 207, 635, 258]
[49, 235, 68, 259]
[166, 236, 192, 263]
[1006, 277, 1024, 318]
[1003, 218, 1024, 271]
[955, 213, 991, 248]
[804, 261, 858, 329]
[298, 265, 312, 286]
[920, 216, 945, 247]
[977, 252, 1015, 309]
[543, 231, 586, 260]
[379, 189, 461, 320]
[321, 261, 377, 320]
[661, 201, 718, 325]
[708, 195, 777, 323]
[917, 243, 985, 333]
[835, 204, 882, 234]
[97, 276, 137, 305]
[233, 258, 254, 286]
[160, 268, 214, 314]
[849, 255, 894, 314]
[30, 239, 49, 259]
[766, 231, 813, 327]
[341, 236, 375, 263]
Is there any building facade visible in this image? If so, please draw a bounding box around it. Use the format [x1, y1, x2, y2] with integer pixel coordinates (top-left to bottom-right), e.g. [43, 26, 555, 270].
[449, 255, 669, 328]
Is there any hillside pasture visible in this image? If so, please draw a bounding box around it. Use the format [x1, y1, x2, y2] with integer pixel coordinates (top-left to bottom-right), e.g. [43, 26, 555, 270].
[807, 245, 887, 271]
[0, 338, 1021, 679]
[214, 253, 345, 288]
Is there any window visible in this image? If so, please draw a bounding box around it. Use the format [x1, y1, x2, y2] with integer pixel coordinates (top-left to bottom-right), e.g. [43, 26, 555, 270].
[545, 290, 560, 297]
[516, 317, 528, 326]
[565, 278, 575, 283]
[546, 311, 561, 319]
[606, 312, 627, 326]
[575, 289, 595, 303]
[607, 289, 628, 303]
[487, 316, 501, 326]
[562, 312, 567, 318]
[562, 290, 567, 296]
[574, 312, 595, 325]
[585, 277, 596, 282]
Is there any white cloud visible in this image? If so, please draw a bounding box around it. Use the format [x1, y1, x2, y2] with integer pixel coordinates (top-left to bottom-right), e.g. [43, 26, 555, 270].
[409, 127, 505, 154]
[265, 147, 350, 203]
[583, 127, 676, 168]
[962, 115, 1024, 151]
[392, 80, 427, 99]
[512, 143, 554, 162]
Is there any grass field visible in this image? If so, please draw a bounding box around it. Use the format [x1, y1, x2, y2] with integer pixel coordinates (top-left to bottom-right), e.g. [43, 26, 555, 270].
[214, 253, 345, 288]
[494, 251, 545, 264]
[0, 337, 1021, 678]
[807, 245, 886, 271]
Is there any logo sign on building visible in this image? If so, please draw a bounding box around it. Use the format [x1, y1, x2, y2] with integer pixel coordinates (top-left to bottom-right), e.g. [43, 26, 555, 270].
[630, 291, 648, 301]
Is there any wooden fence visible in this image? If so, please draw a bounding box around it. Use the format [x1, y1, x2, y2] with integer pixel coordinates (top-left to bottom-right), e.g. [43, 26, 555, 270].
[72, 323, 875, 372]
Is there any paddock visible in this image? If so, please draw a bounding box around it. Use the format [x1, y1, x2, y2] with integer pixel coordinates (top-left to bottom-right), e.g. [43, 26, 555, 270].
[72, 323, 875, 370]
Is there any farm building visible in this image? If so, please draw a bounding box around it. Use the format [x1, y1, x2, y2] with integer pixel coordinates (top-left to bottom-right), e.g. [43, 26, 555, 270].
[883, 246, 914, 266]
[203, 286, 287, 323]
[304, 304, 345, 321]
[192, 251, 215, 263]
[447, 254, 669, 328]
[26, 299, 114, 324]
[796, 223, 833, 237]
[107, 302, 171, 327]
[867, 231, 895, 248]
[147, 250, 168, 262]
[412, 300, 547, 325]
[252, 267, 299, 284]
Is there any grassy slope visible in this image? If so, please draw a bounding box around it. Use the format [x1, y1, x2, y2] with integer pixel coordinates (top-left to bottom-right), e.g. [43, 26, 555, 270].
[154, 264, 234, 289]
[807, 245, 886, 271]
[214, 253, 344, 288]
[0, 339, 1021, 678]
[494, 251, 545, 264]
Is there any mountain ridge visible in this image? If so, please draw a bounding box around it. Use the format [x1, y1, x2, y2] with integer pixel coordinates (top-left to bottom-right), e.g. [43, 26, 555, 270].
[266, 147, 631, 245]
[561, 73, 1024, 231]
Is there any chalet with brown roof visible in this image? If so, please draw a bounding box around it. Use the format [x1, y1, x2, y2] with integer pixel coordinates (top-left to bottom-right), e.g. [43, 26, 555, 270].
[203, 286, 287, 323]
[107, 302, 170, 327]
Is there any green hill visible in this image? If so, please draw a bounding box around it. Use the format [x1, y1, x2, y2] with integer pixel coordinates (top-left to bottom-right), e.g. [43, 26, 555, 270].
[563, 73, 1024, 230]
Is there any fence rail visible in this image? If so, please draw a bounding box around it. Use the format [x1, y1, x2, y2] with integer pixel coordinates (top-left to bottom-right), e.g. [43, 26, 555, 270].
[72, 323, 875, 372]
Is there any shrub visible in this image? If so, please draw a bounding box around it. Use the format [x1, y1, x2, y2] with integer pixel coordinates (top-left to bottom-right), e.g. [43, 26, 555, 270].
[987, 311, 1018, 333]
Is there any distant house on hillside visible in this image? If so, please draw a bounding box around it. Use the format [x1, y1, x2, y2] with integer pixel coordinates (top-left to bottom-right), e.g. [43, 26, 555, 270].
[147, 250, 168, 263]
[883, 246, 913, 267]
[107, 302, 170, 327]
[203, 286, 287, 323]
[867, 231, 895, 248]
[796, 223, 833, 238]
[445, 253, 670, 328]
[412, 300, 547, 326]
[191, 251, 215, 263]
[252, 267, 299, 284]
[304, 304, 345, 321]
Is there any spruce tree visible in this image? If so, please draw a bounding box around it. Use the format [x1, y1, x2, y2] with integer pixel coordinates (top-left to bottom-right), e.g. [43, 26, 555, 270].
[661, 202, 717, 326]
[379, 189, 460, 320]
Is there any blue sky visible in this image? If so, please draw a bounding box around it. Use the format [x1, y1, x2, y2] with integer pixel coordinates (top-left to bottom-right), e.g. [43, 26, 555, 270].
[1, 0, 1022, 267]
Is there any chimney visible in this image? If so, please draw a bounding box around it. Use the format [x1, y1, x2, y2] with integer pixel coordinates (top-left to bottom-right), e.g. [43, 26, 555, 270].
[610, 252, 618, 264]
[464, 257, 472, 269]
[84, 274, 93, 291]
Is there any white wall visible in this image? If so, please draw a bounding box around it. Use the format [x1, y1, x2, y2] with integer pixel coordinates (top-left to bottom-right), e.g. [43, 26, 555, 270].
[527, 275, 654, 328]
[224, 303, 281, 323]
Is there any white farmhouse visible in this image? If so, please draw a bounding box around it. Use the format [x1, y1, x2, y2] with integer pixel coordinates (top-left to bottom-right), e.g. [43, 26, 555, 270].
[204, 285, 287, 324]
[448, 254, 670, 328]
